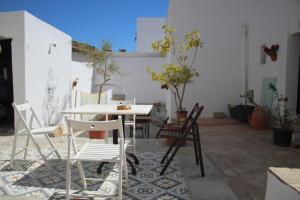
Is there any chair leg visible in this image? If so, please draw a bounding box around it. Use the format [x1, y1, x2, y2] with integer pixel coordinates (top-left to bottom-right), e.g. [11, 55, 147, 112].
[66, 159, 72, 200]
[155, 127, 164, 139]
[161, 138, 179, 164]
[133, 124, 136, 153]
[77, 161, 87, 189]
[118, 153, 123, 200]
[24, 135, 30, 160]
[10, 133, 19, 168]
[123, 151, 129, 188]
[29, 134, 50, 167]
[192, 126, 199, 165]
[161, 139, 185, 176]
[195, 125, 205, 177]
[44, 134, 61, 159]
[192, 133, 199, 165]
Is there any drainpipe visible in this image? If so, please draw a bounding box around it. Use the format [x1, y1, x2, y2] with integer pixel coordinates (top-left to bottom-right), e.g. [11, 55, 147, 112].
[242, 23, 248, 105]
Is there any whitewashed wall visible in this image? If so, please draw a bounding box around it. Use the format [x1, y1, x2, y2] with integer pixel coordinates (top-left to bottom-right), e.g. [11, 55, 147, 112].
[289, 0, 300, 35]
[85, 52, 166, 104]
[24, 12, 72, 126]
[0, 11, 26, 107]
[71, 52, 93, 92]
[286, 34, 300, 114]
[166, 0, 300, 117]
[136, 18, 165, 52]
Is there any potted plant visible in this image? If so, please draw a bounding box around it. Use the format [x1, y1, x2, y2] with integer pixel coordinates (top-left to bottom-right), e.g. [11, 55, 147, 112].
[228, 104, 238, 119]
[235, 91, 255, 123]
[268, 83, 294, 146]
[76, 40, 122, 139]
[146, 25, 203, 123]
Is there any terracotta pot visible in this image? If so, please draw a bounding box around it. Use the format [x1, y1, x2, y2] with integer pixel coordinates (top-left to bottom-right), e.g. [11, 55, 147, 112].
[270, 53, 277, 61]
[248, 107, 269, 129]
[176, 111, 188, 124]
[89, 130, 106, 139]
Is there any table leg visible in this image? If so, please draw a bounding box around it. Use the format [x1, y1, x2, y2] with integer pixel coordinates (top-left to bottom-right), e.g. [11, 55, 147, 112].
[97, 159, 137, 175]
[98, 114, 139, 175]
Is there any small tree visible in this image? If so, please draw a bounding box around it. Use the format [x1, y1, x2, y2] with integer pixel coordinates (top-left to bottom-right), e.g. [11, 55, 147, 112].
[146, 25, 203, 111]
[75, 40, 121, 104]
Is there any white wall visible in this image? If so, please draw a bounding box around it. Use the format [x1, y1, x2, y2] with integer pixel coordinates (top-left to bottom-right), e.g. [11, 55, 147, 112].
[0, 11, 26, 107]
[286, 34, 300, 114]
[136, 18, 165, 52]
[166, 0, 300, 117]
[289, 0, 300, 35]
[71, 52, 93, 92]
[24, 11, 72, 125]
[90, 52, 166, 104]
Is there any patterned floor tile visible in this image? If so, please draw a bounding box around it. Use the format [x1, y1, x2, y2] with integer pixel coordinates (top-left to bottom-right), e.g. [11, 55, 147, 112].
[0, 152, 191, 199]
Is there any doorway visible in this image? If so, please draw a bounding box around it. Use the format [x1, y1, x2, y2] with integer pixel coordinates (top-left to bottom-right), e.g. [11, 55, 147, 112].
[0, 39, 14, 130]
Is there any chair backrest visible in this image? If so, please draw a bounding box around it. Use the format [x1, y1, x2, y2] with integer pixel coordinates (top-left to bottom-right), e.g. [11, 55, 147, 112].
[12, 101, 42, 131]
[180, 103, 200, 131]
[180, 104, 204, 139]
[72, 88, 113, 108]
[67, 115, 124, 138]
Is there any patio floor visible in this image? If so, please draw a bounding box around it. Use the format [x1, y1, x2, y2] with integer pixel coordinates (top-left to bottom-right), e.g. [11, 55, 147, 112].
[0, 118, 300, 200]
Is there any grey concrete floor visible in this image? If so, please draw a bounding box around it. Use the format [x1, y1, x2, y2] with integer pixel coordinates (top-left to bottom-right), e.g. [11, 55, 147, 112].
[1, 119, 300, 200]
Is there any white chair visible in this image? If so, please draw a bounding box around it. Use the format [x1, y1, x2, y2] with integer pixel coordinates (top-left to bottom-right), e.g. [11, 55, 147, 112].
[65, 116, 128, 200]
[108, 98, 136, 152]
[10, 102, 61, 168]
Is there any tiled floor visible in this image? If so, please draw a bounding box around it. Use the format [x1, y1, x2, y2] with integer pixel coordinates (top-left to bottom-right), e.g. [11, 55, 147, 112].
[139, 119, 300, 200]
[1, 118, 300, 200]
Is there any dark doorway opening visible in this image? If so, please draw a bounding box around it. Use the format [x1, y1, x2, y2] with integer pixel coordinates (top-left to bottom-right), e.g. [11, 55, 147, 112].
[297, 54, 300, 114]
[0, 39, 14, 131]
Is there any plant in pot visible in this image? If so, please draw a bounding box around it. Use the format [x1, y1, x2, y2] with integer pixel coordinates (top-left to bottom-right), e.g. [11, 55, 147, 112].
[268, 83, 294, 146]
[228, 104, 238, 119]
[76, 40, 122, 139]
[235, 91, 255, 123]
[146, 25, 203, 123]
[146, 25, 203, 145]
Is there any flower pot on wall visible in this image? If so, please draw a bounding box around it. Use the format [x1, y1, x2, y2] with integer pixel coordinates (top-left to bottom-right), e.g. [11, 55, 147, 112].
[270, 54, 277, 61]
[272, 128, 293, 146]
[248, 107, 269, 129]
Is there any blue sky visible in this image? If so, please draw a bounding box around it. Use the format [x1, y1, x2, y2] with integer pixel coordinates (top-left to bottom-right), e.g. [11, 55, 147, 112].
[0, 0, 169, 52]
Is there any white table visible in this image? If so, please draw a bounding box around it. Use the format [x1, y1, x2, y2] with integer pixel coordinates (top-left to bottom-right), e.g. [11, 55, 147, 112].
[61, 104, 153, 175]
[61, 104, 153, 116]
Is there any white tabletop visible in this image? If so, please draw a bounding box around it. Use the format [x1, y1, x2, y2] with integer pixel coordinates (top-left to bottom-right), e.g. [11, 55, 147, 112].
[61, 104, 153, 115]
